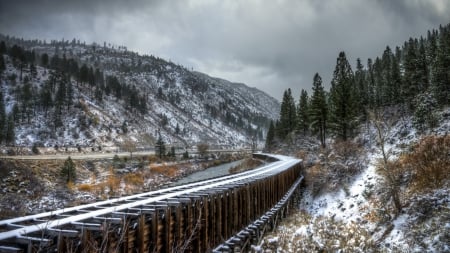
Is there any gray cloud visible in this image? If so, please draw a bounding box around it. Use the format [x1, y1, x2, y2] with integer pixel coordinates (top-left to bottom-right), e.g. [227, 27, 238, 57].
[1, 0, 449, 100]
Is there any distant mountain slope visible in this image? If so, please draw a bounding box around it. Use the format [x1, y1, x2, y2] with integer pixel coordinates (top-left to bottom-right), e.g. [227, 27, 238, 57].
[0, 35, 280, 151]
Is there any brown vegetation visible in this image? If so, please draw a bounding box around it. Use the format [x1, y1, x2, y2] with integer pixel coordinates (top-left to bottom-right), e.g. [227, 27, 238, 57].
[402, 135, 450, 194]
[150, 164, 180, 177]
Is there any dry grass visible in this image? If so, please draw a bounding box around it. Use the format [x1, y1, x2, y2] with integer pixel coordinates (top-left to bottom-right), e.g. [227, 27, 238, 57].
[123, 172, 144, 186]
[150, 165, 180, 177]
[66, 181, 75, 191]
[147, 155, 162, 163]
[77, 183, 95, 192]
[402, 135, 450, 194]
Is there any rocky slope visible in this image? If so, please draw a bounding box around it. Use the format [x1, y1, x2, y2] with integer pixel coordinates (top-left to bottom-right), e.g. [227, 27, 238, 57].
[0, 35, 280, 152]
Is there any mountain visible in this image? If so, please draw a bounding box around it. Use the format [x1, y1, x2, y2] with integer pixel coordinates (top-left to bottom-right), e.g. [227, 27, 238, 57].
[0, 35, 280, 152]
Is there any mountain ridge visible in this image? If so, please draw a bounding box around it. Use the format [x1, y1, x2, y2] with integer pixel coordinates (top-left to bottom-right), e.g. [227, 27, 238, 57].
[0, 35, 280, 152]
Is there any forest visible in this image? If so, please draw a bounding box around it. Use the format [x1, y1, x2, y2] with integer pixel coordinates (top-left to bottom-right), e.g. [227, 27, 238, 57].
[266, 23, 450, 148]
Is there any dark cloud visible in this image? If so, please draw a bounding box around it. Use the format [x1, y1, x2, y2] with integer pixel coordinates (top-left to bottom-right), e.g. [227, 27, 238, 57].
[1, 0, 449, 100]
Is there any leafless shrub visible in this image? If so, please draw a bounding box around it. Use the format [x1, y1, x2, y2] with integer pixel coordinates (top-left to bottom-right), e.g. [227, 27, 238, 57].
[402, 135, 450, 194]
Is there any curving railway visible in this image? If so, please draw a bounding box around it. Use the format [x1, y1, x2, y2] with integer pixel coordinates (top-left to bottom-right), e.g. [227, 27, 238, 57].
[0, 153, 303, 253]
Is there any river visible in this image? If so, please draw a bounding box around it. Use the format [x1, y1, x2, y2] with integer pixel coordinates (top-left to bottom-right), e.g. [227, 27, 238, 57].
[169, 159, 244, 186]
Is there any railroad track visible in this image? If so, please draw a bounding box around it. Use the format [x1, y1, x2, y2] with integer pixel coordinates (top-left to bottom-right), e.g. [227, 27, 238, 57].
[0, 154, 303, 252]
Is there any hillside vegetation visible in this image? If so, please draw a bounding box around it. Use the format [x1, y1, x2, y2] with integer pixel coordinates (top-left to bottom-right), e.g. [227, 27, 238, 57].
[259, 23, 450, 252]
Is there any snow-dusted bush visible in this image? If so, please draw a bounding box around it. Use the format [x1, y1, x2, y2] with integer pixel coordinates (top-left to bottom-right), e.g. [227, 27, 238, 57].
[305, 140, 365, 197]
[260, 212, 375, 253]
[413, 92, 439, 132]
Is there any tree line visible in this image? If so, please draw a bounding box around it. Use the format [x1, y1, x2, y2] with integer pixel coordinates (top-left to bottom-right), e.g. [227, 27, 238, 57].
[266, 23, 450, 149]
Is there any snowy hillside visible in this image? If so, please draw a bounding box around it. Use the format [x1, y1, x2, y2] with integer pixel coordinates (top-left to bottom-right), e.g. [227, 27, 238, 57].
[0, 36, 280, 151]
[259, 107, 450, 252]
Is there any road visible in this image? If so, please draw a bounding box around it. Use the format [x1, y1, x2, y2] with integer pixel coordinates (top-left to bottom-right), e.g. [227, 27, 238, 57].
[0, 149, 254, 160]
[0, 150, 154, 160]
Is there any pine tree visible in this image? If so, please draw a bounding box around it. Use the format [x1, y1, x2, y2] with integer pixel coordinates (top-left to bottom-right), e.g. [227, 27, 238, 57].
[413, 92, 439, 132]
[0, 91, 6, 143]
[402, 38, 424, 104]
[265, 120, 275, 150]
[297, 89, 309, 135]
[20, 82, 33, 123]
[79, 64, 89, 85]
[41, 53, 49, 67]
[418, 37, 429, 89]
[366, 58, 376, 109]
[309, 73, 327, 147]
[381, 47, 393, 105]
[5, 113, 15, 145]
[278, 88, 297, 139]
[61, 156, 76, 182]
[390, 56, 402, 104]
[56, 77, 66, 115]
[0, 41, 6, 55]
[354, 58, 367, 118]
[329, 52, 358, 141]
[66, 78, 74, 111]
[0, 55, 5, 73]
[40, 84, 53, 117]
[175, 123, 180, 135]
[155, 134, 166, 159]
[431, 25, 450, 105]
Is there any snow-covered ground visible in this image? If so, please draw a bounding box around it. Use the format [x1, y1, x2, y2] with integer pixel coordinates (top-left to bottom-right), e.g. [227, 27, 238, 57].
[259, 108, 450, 252]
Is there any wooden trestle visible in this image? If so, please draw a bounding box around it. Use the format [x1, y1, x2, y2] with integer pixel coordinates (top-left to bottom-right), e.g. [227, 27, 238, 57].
[0, 154, 303, 253]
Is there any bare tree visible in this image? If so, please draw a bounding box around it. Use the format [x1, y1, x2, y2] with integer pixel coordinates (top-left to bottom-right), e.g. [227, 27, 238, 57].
[197, 143, 209, 159]
[370, 109, 403, 215]
[122, 138, 137, 159]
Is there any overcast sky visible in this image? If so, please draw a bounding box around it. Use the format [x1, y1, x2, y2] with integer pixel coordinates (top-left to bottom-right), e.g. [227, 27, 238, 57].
[1, 0, 449, 101]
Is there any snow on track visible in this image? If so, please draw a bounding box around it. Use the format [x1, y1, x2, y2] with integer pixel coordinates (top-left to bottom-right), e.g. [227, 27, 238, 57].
[0, 154, 301, 241]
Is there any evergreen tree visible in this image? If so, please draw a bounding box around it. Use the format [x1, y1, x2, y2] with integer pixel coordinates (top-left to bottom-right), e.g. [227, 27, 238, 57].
[20, 82, 33, 123]
[61, 156, 76, 182]
[366, 58, 376, 109]
[431, 25, 450, 105]
[175, 123, 180, 135]
[297, 89, 309, 135]
[413, 92, 439, 132]
[39, 84, 53, 116]
[278, 88, 297, 138]
[329, 52, 358, 141]
[79, 64, 89, 84]
[417, 37, 429, 89]
[0, 55, 5, 73]
[265, 120, 275, 150]
[381, 47, 393, 105]
[0, 91, 6, 143]
[170, 146, 176, 157]
[309, 73, 327, 147]
[155, 134, 166, 159]
[402, 38, 424, 104]
[5, 113, 15, 145]
[354, 58, 368, 118]
[0, 41, 6, 55]
[66, 78, 74, 111]
[56, 77, 67, 115]
[183, 150, 189, 159]
[41, 53, 49, 67]
[390, 56, 402, 104]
